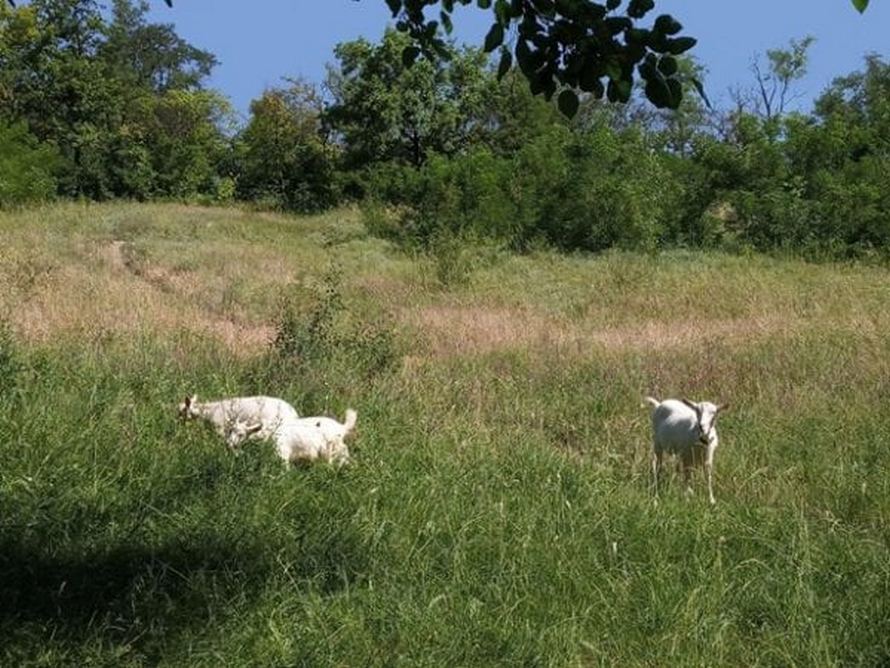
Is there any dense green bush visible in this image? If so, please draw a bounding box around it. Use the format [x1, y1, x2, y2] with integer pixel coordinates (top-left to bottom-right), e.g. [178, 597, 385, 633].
[512, 125, 666, 252]
[656, 153, 723, 248]
[363, 124, 668, 254]
[234, 83, 340, 213]
[808, 157, 890, 257]
[403, 149, 517, 245]
[0, 0, 226, 201]
[0, 122, 59, 207]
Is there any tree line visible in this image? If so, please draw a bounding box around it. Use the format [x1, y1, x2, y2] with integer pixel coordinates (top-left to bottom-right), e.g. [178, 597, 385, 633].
[2, 0, 889, 259]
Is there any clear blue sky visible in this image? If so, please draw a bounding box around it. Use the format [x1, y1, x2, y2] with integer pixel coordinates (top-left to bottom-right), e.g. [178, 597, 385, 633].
[146, 1, 890, 121]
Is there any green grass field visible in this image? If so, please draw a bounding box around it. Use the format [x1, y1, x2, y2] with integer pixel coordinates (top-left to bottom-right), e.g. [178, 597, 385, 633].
[1, 202, 889, 666]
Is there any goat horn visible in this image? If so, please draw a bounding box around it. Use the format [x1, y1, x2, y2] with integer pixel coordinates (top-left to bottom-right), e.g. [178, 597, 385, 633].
[681, 398, 702, 416]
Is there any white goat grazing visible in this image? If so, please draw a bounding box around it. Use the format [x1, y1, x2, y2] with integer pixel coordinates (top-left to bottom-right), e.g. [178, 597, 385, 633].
[645, 396, 728, 505]
[228, 409, 357, 466]
[178, 394, 299, 449]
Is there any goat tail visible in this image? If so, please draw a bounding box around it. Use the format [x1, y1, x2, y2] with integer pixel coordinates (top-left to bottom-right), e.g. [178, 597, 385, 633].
[343, 408, 358, 435]
[643, 396, 660, 410]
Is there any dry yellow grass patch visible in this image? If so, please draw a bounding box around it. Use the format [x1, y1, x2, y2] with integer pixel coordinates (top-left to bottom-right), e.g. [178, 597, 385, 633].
[354, 275, 419, 303]
[407, 303, 874, 358]
[4, 203, 889, 368]
[5, 239, 275, 356]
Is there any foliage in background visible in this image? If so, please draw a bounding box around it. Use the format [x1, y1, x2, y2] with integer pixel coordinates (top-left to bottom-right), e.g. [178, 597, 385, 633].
[0, 121, 59, 207]
[1, 3, 889, 259]
[234, 79, 339, 212]
[341, 32, 890, 260]
[0, 0, 228, 201]
[324, 29, 493, 171]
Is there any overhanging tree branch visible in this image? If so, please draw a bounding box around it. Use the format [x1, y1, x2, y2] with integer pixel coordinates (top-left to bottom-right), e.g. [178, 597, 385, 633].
[5, 1, 866, 115]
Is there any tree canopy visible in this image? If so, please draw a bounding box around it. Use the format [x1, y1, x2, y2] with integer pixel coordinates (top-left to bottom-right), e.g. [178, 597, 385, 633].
[4, 0, 873, 115]
[2, 0, 889, 262]
[325, 30, 493, 168]
[0, 0, 231, 199]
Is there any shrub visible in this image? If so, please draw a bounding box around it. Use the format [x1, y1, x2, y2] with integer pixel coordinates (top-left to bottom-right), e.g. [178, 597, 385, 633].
[235, 84, 340, 213]
[214, 176, 237, 204]
[362, 125, 667, 254]
[0, 122, 60, 207]
[272, 262, 397, 379]
[513, 125, 666, 252]
[362, 149, 516, 248]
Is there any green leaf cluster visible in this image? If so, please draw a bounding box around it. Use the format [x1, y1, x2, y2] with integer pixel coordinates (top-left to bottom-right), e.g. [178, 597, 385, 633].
[0, 0, 227, 201]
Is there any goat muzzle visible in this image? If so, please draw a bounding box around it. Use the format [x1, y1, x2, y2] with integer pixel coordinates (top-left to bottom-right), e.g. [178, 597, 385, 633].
[697, 423, 710, 445]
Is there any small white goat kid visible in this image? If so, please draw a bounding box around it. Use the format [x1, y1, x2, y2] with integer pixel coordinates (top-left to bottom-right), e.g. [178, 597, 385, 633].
[645, 396, 728, 505]
[178, 394, 299, 449]
[228, 409, 357, 466]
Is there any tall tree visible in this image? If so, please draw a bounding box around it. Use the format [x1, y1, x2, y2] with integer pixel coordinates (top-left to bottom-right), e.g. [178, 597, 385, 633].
[0, 0, 227, 198]
[325, 29, 491, 168]
[7, 0, 873, 112]
[236, 79, 338, 212]
[732, 36, 815, 122]
[754, 35, 815, 120]
[101, 0, 216, 92]
[1, 0, 119, 196]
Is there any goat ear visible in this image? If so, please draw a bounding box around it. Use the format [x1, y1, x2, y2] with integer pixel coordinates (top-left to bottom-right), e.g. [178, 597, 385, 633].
[717, 403, 729, 412]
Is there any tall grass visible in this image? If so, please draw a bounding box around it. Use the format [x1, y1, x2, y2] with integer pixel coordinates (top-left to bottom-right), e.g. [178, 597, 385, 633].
[0, 203, 889, 665]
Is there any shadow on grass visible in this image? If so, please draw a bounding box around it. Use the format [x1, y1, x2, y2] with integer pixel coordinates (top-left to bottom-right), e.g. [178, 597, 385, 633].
[0, 533, 265, 650]
[0, 516, 369, 659]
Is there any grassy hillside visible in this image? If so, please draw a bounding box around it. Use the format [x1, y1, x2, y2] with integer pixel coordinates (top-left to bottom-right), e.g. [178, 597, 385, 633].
[1, 202, 889, 666]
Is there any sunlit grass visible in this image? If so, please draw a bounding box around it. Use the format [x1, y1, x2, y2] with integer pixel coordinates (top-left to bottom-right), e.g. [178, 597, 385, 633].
[1, 202, 889, 665]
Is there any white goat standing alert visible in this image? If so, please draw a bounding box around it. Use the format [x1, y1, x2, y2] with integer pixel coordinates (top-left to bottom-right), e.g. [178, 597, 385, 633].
[645, 396, 728, 505]
[228, 409, 358, 466]
[178, 395, 299, 449]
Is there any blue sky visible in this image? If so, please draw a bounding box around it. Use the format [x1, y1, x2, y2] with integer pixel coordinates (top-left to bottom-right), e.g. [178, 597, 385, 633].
[146, 1, 890, 121]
